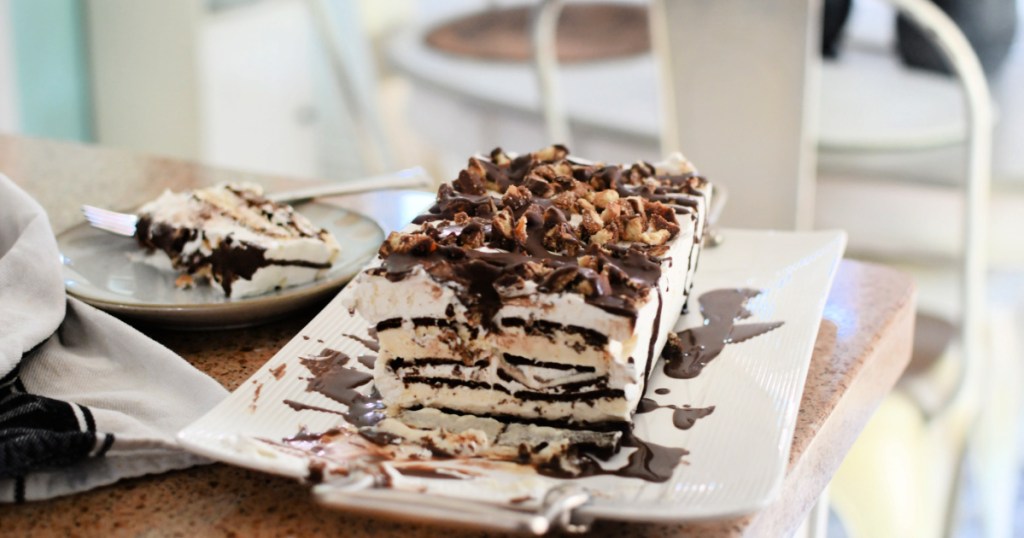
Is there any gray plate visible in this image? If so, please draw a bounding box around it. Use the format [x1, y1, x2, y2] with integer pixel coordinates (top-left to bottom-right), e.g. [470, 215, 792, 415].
[57, 202, 384, 329]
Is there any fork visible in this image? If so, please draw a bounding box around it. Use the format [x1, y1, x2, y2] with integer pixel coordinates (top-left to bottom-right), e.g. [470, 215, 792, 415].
[82, 167, 433, 237]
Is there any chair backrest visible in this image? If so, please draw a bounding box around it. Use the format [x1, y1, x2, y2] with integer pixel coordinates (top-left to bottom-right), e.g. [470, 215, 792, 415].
[886, 0, 993, 404]
[532, 0, 993, 401]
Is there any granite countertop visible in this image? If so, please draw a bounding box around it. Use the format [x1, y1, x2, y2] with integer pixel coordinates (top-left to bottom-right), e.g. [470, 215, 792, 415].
[0, 135, 916, 536]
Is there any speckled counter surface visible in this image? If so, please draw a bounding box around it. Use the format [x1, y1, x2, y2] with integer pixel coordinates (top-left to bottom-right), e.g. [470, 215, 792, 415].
[0, 135, 916, 537]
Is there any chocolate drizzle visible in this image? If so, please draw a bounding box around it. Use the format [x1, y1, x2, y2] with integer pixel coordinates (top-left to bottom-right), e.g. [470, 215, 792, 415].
[269, 363, 287, 380]
[296, 348, 384, 428]
[663, 289, 784, 379]
[372, 146, 709, 324]
[357, 355, 377, 369]
[395, 466, 468, 480]
[643, 289, 664, 385]
[552, 430, 688, 483]
[283, 399, 345, 416]
[636, 400, 716, 431]
[343, 334, 380, 352]
[610, 432, 689, 482]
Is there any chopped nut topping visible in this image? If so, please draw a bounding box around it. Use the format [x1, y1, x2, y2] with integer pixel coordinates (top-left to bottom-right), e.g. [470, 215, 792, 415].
[650, 213, 681, 237]
[575, 278, 596, 296]
[541, 266, 577, 292]
[376, 145, 710, 312]
[453, 169, 486, 195]
[641, 229, 671, 246]
[592, 189, 619, 209]
[534, 144, 569, 162]
[458, 222, 486, 249]
[600, 202, 621, 224]
[622, 216, 645, 242]
[523, 174, 554, 197]
[490, 147, 511, 166]
[550, 191, 578, 212]
[579, 205, 603, 235]
[381, 232, 438, 256]
[589, 228, 615, 246]
[577, 255, 599, 271]
[513, 215, 529, 247]
[502, 184, 532, 211]
[520, 261, 553, 280]
[492, 208, 514, 241]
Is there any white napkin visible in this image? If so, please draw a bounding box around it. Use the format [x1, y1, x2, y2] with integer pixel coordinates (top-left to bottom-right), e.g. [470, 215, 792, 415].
[0, 174, 228, 502]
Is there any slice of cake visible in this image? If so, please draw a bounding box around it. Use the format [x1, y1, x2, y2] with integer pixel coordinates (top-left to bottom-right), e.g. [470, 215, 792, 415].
[135, 183, 341, 298]
[347, 146, 710, 436]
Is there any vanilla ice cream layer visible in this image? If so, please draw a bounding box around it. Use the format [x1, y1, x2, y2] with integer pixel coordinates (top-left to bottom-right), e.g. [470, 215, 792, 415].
[375, 324, 620, 369]
[374, 378, 636, 425]
[229, 264, 328, 299]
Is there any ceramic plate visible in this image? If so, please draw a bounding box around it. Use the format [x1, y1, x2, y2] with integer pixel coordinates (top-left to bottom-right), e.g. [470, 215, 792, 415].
[178, 229, 846, 526]
[57, 202, 384, 329]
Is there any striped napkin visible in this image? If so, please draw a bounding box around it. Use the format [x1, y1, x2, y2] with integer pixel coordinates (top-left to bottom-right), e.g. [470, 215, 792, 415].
[0, 174, 228, 502]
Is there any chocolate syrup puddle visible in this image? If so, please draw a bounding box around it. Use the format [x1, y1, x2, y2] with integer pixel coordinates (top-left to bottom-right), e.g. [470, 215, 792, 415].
[296, 348, 385, 428]
[642, 289, 664, 384]
[395, 466, 467, 480]
[614, 431, 689, 482]
[663, 288, 784, 379]
[283, 399, 345, 416]
[566, 430, 688, 483]
[357, 354, 377, 369]
[637, 399, 716, 431]
[343, 334, 380, 352]
[269, 363, 287, 380]
[671, 407, 715, 430]
[636, 397, 659, 414]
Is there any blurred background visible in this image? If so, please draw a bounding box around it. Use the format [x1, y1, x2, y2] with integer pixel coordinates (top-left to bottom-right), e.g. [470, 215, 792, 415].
[1, 0, 1023, 536]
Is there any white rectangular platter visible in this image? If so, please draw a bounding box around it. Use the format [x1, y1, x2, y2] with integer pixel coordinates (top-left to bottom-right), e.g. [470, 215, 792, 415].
[178, 228, 846, 526]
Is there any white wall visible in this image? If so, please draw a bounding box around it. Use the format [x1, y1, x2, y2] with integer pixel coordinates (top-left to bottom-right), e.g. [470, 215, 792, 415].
[85, 0, 202, 159]
[199, 0, 319, 178]
[0, 0, 20, 133]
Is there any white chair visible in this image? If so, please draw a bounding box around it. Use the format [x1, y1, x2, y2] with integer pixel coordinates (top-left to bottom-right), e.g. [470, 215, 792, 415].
[814, 1, 1005, 536]
[534, 0, 1001, 535]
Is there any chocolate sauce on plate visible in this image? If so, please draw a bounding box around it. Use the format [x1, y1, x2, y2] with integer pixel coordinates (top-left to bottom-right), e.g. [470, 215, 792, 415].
[395, 466, 467, 480]
[268, 363, 287, 380]
[663, 288, 783, 379]
[566, 430, 689, 483]
[296, 348, 385, 428]
[357, 355, 377, 369]
[283, 399, 344, 416]
[343, 334, 380, 352]
[637, 399, 716, 430]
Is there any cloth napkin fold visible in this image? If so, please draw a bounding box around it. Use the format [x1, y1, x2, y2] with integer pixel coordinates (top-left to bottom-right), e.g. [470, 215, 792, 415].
[0, 174, 228, 502]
